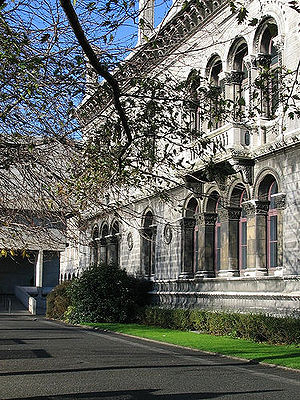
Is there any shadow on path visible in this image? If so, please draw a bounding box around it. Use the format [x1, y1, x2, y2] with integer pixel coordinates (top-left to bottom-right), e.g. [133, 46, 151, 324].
[7, 388, 283, 400]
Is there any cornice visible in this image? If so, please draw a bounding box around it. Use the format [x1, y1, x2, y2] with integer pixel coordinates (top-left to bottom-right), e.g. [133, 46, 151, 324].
[78, 0, 228, 125]
[252, 133, 300, 159]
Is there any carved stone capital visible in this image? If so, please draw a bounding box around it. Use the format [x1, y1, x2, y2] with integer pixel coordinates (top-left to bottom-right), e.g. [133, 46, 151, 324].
[226, 71, 245, 84]
[256, 53, 272, 68]
[273, 193, 286, 210]
[243, 54, 256, 71]
[198, 212, 217, 226]
[180, 217, 196, 230]
[242, 200, 269, 217]
[99, 238, 107, 246]
[228, 207, 242, 220]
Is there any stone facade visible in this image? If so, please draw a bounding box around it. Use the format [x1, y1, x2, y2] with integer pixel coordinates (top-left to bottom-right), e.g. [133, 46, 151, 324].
[60, 0, 300, 316]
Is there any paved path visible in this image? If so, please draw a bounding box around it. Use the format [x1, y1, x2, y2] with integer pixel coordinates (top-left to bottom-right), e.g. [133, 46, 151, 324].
[0, 315, 299, 400]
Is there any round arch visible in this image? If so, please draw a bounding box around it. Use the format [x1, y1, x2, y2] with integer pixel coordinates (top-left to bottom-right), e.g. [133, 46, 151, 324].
[254, 168, 282, 199]
[183, 196, 199, 217]
[226, 36, 249, 71]
[253, 16, 282, 54]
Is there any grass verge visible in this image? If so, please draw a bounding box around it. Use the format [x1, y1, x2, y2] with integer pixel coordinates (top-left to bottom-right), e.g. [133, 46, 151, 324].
[83, 322, 300, 370]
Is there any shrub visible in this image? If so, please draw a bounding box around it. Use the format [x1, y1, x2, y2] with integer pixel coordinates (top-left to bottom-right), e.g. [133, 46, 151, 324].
[66, 264, 152, 324]
[139, 306, 300, 345]
[46, 280, 72, 319]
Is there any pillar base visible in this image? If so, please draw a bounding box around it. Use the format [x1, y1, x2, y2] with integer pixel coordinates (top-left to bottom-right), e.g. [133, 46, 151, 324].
[178, 272, 194, 280]
[243, 267, 268, 277]
[274, 267, 285, 277]
[195, 270, 215, 279]
[217, 269, 240, 278]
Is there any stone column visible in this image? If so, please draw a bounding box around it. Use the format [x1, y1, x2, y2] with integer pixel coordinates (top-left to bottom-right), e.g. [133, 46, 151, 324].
[195, 213, 216, 278]
[217, 208, 241, 277]
[243, 200, 269, 276]
[35, 249, 43, 288]
[179, 217, 196, 279]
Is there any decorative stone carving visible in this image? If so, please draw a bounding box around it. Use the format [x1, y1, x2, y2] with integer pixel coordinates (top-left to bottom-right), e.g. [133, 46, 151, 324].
[273, 193, 286, 210]
[228, 158, 254, 185]
[184, 180, 204, 198]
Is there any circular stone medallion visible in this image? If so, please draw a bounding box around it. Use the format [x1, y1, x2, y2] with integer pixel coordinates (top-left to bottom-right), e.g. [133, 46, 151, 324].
[164, 223, 172, 244]
[127, 232, 133, 250]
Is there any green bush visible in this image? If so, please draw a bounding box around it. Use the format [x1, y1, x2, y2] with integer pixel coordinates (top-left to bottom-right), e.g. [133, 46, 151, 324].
[66, 264, 152, 324]
[139, 306, 300, 345]
[46, 280, 72, 319]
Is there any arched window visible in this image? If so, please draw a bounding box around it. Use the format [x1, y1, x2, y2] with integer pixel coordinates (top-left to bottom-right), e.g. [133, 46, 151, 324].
[258, 174, 279, 271]
[186, 198, 199, 273]
[141, 210, 156, 277]
[100, 223, 109, 265]
[110, 221, 120, 266]
[267, 181, 278, 268]
[231, 41, 249, 119]
[206, 56, 223, 130]
[239, 190, 248, 269]
[256, 20, 279, 118]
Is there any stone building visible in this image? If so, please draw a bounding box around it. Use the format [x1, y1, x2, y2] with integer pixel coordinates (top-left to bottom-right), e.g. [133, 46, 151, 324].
[60, 0, 300, 316]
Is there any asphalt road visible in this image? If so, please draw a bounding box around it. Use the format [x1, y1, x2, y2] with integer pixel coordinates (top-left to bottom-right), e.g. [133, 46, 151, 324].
[0, 313, 299, 400]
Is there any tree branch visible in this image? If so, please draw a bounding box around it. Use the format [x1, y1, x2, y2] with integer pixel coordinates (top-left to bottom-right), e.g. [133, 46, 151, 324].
[59, 0, 132, 169]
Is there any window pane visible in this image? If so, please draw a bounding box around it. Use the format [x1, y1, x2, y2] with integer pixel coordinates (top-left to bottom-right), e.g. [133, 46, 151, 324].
[242, 221, 247, 245]
[216, 249, 221, 270]
[270, 216, 277, 241]
[217, 226, 221, 247]
[242, 246, 247, 269]
[270, 242, 277, 268]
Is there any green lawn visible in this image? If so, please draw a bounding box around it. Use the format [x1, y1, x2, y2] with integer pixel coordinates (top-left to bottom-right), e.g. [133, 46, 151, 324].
[83, 322, 300, 370]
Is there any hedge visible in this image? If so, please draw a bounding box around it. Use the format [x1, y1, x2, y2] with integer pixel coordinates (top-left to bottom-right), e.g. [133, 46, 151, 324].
[139, 306, 300, 345]
[46, 264, 152, 324]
